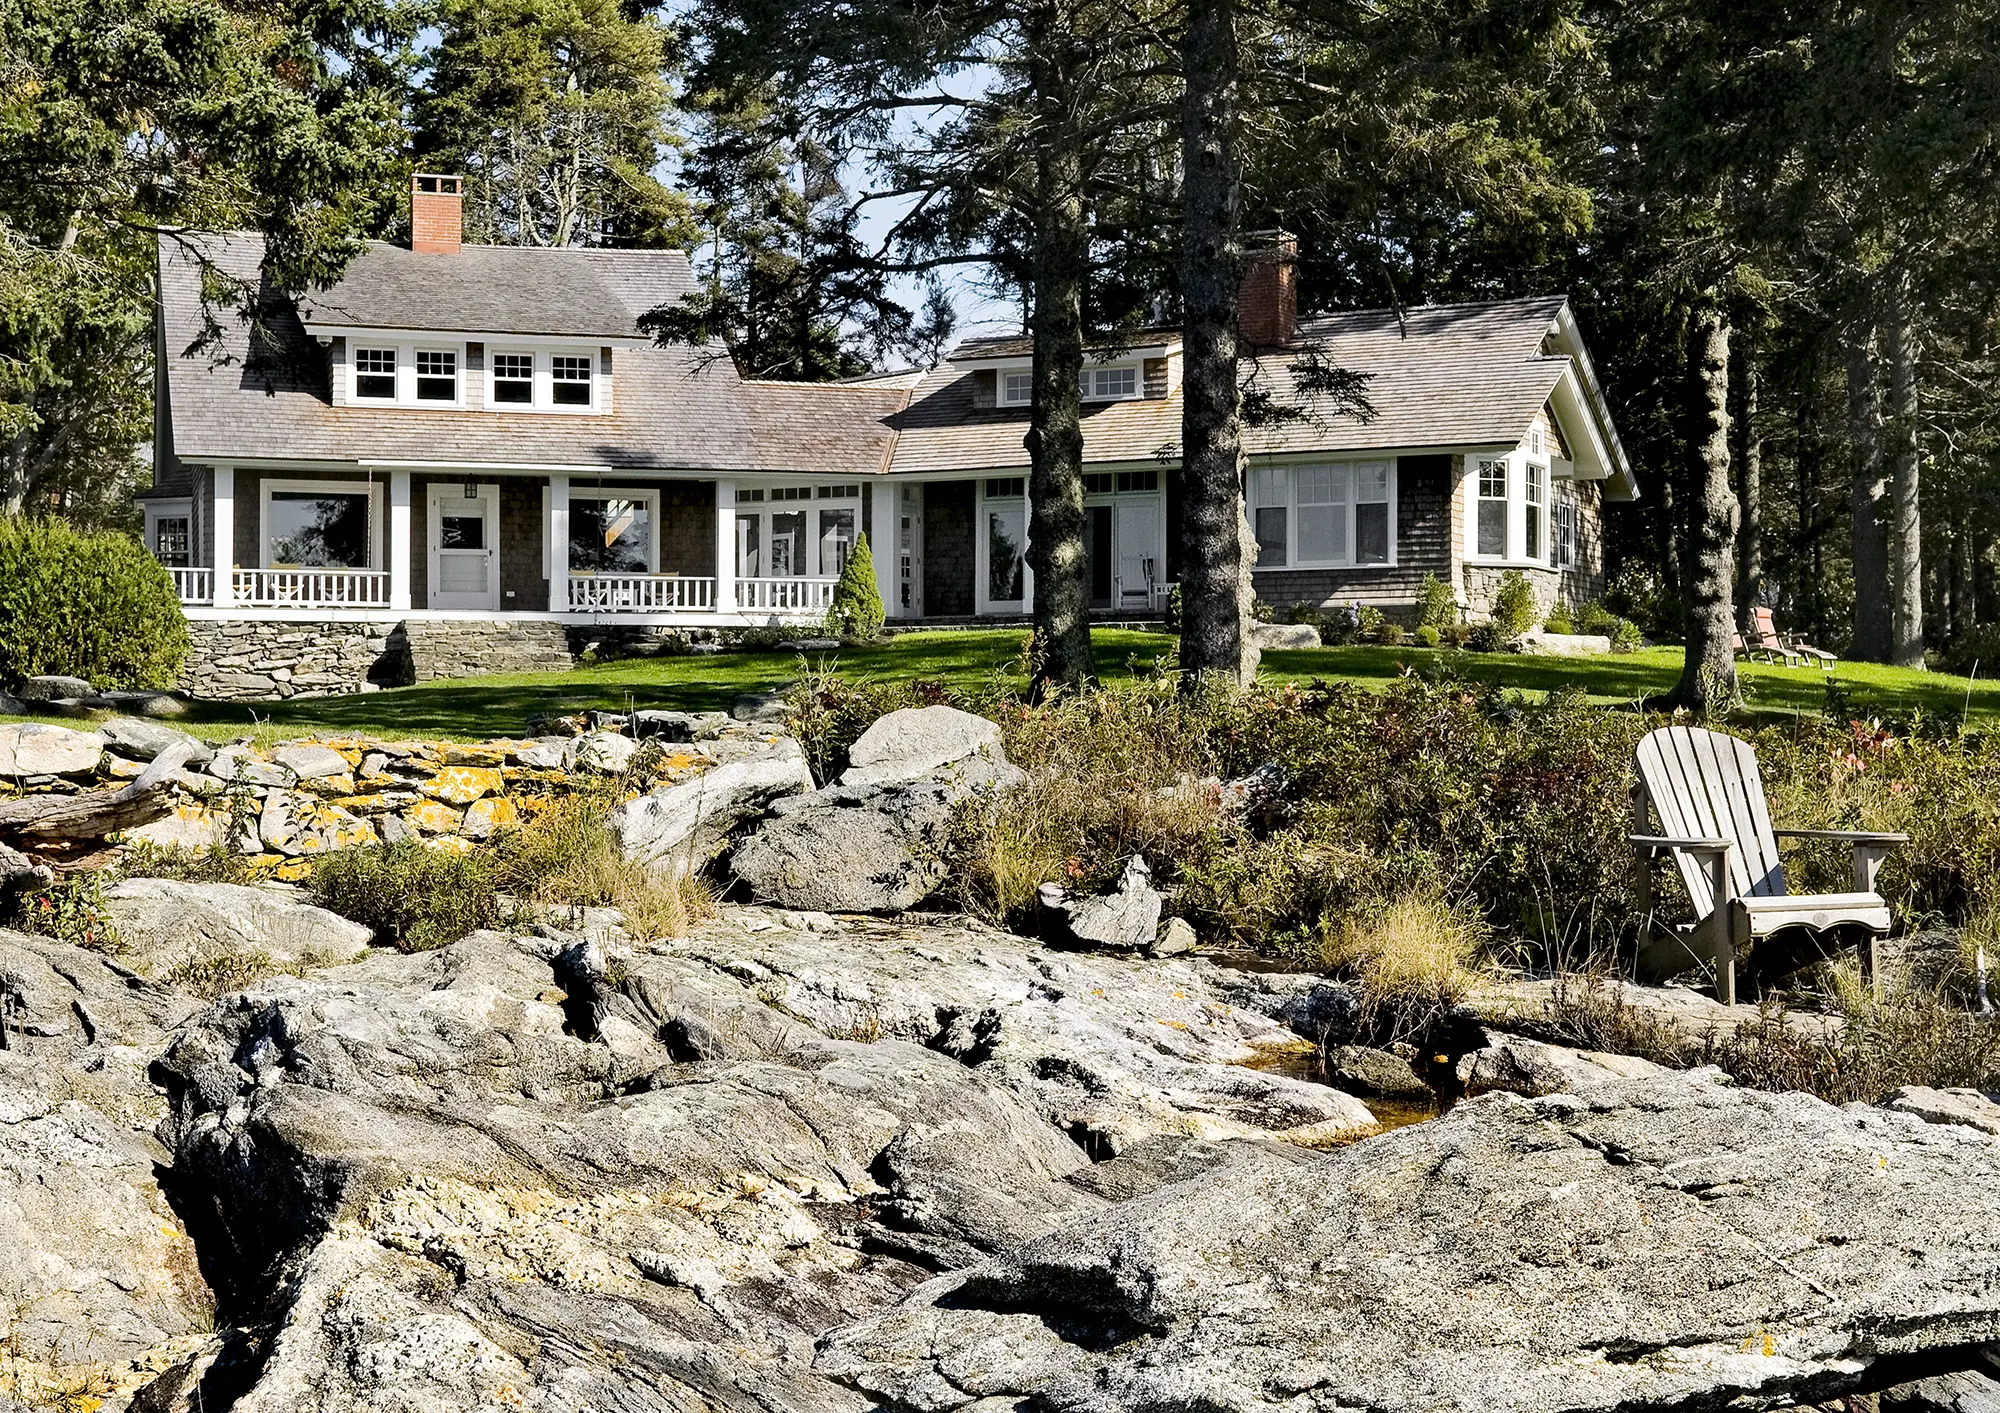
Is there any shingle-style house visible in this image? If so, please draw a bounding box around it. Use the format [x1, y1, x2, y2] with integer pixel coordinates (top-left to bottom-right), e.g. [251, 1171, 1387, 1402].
[145, 177, 1634, 694]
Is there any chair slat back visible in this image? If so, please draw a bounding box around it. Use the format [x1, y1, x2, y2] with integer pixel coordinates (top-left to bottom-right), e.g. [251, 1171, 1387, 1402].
[1634, 726, 1788, 917]
[1750, 607, 1784, 647]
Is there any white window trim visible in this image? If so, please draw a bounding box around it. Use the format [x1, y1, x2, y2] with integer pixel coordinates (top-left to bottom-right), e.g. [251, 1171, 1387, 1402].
[1080, 364, 1143, 403]
[992, 361, 1145, 407]
[488, 349, 538, 409]
[260, 478, 384, 569]
[484, 344, 607, 415]
[340, 339, 468, 409]
[1468, 452, 1555, 566]
[976, 478, 1032, 612]
[562, 487, 662, 575]
[144, 499, 194, 564]
[999, 369, 1034, 408]
[1249, 460, 1398, 571]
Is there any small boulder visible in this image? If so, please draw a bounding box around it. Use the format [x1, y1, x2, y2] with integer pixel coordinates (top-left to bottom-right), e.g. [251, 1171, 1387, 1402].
[17, 674, 93, 702]
[778, 637, 841, 652]
[1039, 856, 1163, 953]
[100, 716, 212, 765]
[611, 738, 815, 873]
[0, 722, 103, 776]
[99, 689, 187, 718]
[731, 779, 962, 913]
[1518, 630, 1614, 657]
[567, 730, 639, 773]
[730, 687, 791, 723]
[1152, 916, 1198, 957]
[1324, 1044, 1432, 1100]
[272, 743, 351, 780]
[1886, 1085, 2000, 1137]
[0, 692, 27, 715]
[1249, 621, 1323, 651]
[103, 877, 374, 977]
[206, 747, 292, 788]
[1455, 1036, 1667, 1099]
[839, 705, 1007, 788]
[513, 737, 571, 769]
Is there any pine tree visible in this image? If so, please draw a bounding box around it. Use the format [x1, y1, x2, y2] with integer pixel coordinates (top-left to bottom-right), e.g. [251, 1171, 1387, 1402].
[825, 532, 885, 639]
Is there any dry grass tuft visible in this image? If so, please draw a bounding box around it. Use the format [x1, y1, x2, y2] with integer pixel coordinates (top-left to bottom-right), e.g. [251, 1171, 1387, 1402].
[494, 789, 716, 942]
[1319, 891, 1490, 1041]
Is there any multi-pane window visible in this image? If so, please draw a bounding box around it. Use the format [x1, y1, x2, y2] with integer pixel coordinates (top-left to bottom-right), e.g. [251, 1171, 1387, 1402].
[551, 354, 593, 406]
[1002, 371, 1032, 405]
[1525, 460, 1547, 561]
[1080, 366, 1139, 401]
[354, 348, 396, 400]
[415, 350, 457, 401]
[1252, 463, 1395, 568]
[1554, 496, 1577, 569]
[152, 517, 191, 567]
[985, 477, 1026, 498]
[1476, 460, 1509, 557]
[1115, 470, 1157, 492]
[492, 352, 534, 404]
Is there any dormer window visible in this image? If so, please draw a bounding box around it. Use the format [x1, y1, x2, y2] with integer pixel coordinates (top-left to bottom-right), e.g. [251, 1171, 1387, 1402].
[415, 349, 457, 401]
[552, 354, 593, 406]
[354, 348, 397, 400]
[1082, 365, 1139, 401]
[1002, 371, 1032, 406]
[492, 353, 534, 404]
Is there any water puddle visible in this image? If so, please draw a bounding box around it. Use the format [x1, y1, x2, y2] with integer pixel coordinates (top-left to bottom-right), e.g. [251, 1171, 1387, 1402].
[1237, 1041, 1445, 1136]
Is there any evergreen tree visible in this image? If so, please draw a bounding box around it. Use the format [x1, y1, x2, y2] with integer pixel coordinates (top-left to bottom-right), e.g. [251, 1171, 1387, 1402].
[825, 532, 886, 637]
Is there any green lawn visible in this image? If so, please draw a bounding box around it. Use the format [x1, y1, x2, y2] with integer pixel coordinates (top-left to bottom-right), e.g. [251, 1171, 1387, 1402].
[6, 630, 1996, 743]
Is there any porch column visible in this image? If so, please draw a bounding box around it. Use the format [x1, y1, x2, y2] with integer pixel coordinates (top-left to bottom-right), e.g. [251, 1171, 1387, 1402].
[211, 465, 235, 607]
[550, 473, 571, 612]
[388, 469, 412, 611]
[872, 481, 898, 615]
[714, 478, 736, 613]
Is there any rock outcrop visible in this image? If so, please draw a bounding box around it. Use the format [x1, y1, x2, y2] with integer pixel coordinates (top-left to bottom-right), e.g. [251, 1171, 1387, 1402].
[102, 877, 373, 980]
[819, 1069, 2000, 1412]
[610, 734, 816, 872]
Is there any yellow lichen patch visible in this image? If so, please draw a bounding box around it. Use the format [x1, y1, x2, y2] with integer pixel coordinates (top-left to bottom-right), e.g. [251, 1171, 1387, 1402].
[424, 834, 476, 855]
[441, 743, 510, 767]
[462, 796, 520, 840]
[423, 766, 505, 805]
[406, 800, 466, 834]
[271, 858, 312, 882]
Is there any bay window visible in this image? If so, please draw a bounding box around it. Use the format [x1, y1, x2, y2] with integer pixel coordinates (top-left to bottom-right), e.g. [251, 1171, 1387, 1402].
[1525, 460, 1546, 561]
[1476, 460, 1509, 558]
[1249, 461, 1395, 569]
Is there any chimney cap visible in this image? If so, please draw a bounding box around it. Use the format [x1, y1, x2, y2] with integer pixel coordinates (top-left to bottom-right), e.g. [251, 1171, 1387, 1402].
[413, 173, 463, 196]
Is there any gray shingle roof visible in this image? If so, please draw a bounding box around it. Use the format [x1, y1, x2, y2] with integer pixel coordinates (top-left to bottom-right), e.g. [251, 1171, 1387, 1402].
[160, 234, 905, 477]
[297, 241, 691, 337]
[886, 296, 1576, 475]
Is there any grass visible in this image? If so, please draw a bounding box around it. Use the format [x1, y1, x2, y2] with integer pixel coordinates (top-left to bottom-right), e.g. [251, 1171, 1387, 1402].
[5, 630, 1999, 743]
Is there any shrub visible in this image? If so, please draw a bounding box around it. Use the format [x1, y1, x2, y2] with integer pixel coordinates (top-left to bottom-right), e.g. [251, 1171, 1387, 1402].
[1488, 570, 1537, 639]
[1318, 604, 1360, 646]
[1608, 617, 1643, 653]
[1356, 604, 1385, 636]
[823, 533, 886, 639]
[0, 517, 188, 689]
[1374, 622, 1405, 646]
[1942, 622, 2000, 676]
[1465, 622, 1506, 653]
[1440, 623, 1473, 648]
[1415, 572, 1458, 629]
[1577, 600, 1622, 635]
[306, 841, 500, 951]
[1604, 569, 1680, 640]
[8, 873, 120, 951]
[1412, 624, 1441, 649]
[493, 789, 715, 940]
[1543, 603, 1575, 634]
[1163, 583, 1183, 631]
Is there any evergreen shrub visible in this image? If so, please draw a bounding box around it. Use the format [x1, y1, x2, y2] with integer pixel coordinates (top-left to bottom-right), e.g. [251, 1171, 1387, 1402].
[0, 517, 187, 689]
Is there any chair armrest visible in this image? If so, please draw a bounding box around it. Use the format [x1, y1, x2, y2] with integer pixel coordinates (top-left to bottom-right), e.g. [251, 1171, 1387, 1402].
[1772, 829, 1909, 844]
[1630, 835, 1733, 853]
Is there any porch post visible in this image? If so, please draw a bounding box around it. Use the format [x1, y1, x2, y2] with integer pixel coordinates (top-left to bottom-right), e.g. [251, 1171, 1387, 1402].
[550, 473, 570, 612]
[388, 469, 412, 611]
[211, 465, 235, 607]
[872, 481, 898, 616]
[714, 478, 736, 613]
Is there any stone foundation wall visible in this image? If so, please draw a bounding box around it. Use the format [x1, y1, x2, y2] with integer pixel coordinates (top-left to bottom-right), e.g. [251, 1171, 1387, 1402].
[398, 620, 576, 682]
[180, 619, 408, 701]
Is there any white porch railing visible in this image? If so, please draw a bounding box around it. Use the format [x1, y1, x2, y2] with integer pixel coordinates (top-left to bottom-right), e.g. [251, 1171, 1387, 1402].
[737, 576, 839, 613]
[170, 567, 214, 604]
[567, 573, 717, 612]
[232, 568, 392, 608]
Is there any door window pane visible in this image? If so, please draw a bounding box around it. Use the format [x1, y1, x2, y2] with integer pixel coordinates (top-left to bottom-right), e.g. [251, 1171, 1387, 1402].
[153, 517, 191, 567]
[737, 513, 763, 577]
[819, 508, 856, 576]
[269, 491, 369, 567]
[440, 511, 485, 550]
[770, 511, 807, 576]
[570, 497, 651, 573]
[988, 508, 1025, 601]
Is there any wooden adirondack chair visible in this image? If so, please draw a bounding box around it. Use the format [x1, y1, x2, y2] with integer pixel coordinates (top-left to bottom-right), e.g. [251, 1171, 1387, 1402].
[1755, 607, 1838, 672]
[1739, 612, 1805, 667]
[1629, 726, 1906, 1005]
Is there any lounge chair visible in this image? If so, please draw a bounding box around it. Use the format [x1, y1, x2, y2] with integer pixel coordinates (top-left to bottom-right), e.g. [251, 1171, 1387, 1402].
[1629, 725, 1905, 1005]
[1739, 612, 1805, 668]
[1755, 607, 1837, 672]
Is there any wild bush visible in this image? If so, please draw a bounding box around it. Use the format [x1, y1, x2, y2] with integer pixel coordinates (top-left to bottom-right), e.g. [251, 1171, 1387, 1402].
[1415, 572, 1458, 629]
[0, 517, 187, 689]
[114, 842, 256, 886]
[1412, 624, 1442, 649]
[1488, 571, 1537, 639]
[306, 841, 499, 951]
[1542, 603, 1575, 634]
[1317, 891, 1490, 1041]
[493, 788, 715, 940]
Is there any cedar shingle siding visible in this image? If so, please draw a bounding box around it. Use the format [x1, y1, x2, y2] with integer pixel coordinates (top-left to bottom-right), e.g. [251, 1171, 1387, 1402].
[1251, 453, 1453, 618]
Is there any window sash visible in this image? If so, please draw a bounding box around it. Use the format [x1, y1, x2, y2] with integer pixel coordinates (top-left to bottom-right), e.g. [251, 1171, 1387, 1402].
[353, 348, 397, 400]
[415, 349, 457, 402]
[1252, 463, 1394, 568]
[552, 354, 593, 407]
[1002, 371, 1032, 405]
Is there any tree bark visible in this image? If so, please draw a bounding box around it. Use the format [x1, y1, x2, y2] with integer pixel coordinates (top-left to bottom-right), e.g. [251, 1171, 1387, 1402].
[1021, 0, 1093, 693]
[1668, 304, 1737, 712]
[1846, 316, 1892, 661]
[1176, 0, 1258, 688]
[1732, 324, 1762, 620]
[1884, 268, 1924, 669]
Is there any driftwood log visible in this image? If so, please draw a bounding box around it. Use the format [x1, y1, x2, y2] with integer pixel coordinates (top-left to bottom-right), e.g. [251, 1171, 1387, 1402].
[0, 740, 196, 840]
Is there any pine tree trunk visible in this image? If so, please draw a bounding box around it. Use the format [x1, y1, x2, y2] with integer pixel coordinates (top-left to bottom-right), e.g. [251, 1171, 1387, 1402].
[1022, 0, 1093, 692]
[1884, 269, 1924, 669]
[1846, 317, 1891, 661]
[1669, 304, 1738, 711]
[1795, 365, 1826, 642]
[1176, 0, 1258, 687]
[1732, 325, 1762, 620]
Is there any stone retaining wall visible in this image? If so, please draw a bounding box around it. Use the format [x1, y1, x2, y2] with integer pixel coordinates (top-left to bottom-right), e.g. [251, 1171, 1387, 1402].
[398, 620, 576, 682]
[180, 619, 407, 701]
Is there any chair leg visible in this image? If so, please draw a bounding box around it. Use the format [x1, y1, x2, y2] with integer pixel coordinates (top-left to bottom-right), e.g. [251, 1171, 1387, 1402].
[1860, 932, 1881, 999]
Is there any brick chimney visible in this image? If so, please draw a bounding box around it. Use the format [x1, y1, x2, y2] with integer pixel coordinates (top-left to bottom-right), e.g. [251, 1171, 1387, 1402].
[1238, 232, 1298, 347]
[411, 173, 464, 254]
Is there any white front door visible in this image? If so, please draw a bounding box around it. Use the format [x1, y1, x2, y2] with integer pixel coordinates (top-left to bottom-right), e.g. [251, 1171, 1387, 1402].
[428, 484, 500, 609]
[1115, 499, 1160, 612]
